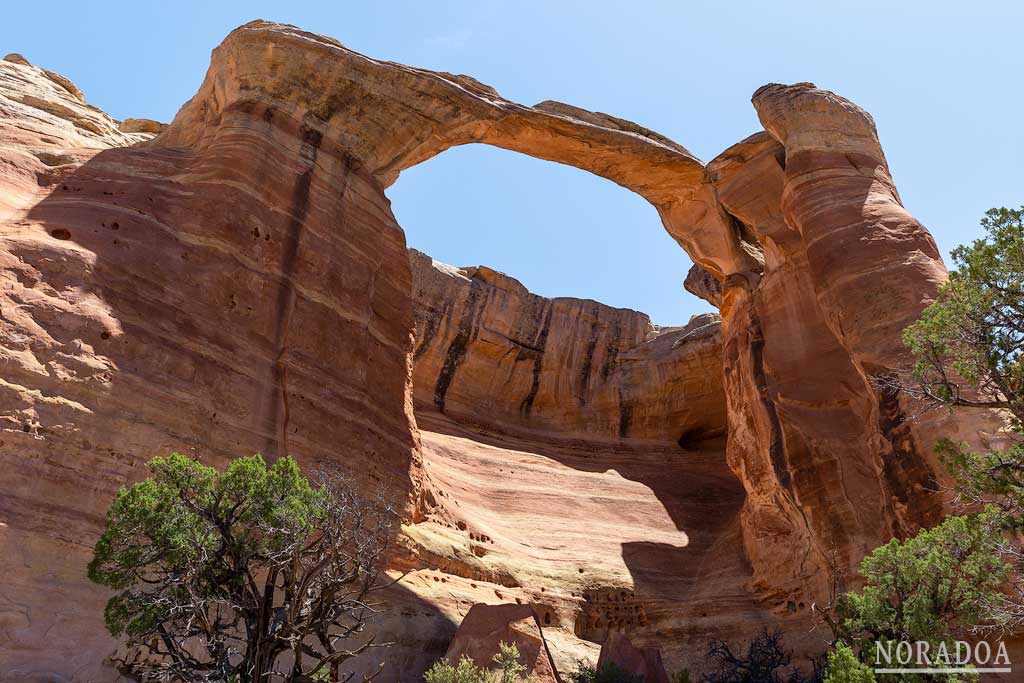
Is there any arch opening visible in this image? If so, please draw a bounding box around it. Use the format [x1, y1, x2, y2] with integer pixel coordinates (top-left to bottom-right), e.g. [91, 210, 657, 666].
[388, 141, 729, 446]
[385, 135, 749, 660]
[389, 143, 711, 327]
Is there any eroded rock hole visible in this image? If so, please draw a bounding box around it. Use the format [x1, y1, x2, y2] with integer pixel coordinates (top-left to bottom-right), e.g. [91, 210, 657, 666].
[390, 140, 738, 653]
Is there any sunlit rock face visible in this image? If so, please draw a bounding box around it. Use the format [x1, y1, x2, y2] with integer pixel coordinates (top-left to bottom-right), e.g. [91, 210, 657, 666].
[0, 21, 998, 683]
[409, 248, 726, 446]
[709, 97, 1000, 602]
[0, 43, 420, 682]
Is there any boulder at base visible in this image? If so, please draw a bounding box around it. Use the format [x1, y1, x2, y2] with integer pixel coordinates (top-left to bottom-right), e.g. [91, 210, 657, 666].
[597, 632, 670, 683]
[445, 603, 561, 683]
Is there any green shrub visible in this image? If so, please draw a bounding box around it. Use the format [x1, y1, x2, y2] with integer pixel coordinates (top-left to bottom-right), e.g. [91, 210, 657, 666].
[823, 644, 874, 683]
[425, 655, 494, 683]
[821, 514, 1005, 682]
[424, 642, 532, 683]
[567, 661, 644, 683]
[87, 453, 395, 683]
[494, 642, 529, 683]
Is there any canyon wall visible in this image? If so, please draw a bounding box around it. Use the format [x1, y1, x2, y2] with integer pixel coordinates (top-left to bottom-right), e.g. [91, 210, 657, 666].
[0, 20, 997, 683]
[409, 248, 725, 445]
[0, 46, 421, 681]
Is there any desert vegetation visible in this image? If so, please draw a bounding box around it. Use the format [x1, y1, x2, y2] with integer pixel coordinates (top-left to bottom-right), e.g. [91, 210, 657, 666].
[423, 642, 540, 683]
[88, 454, 395, 683]
[818, 206, 1024, 681]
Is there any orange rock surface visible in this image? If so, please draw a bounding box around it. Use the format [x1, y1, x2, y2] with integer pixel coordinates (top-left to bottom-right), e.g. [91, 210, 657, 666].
[410, 248, 726, 445]
[0, 21, 1001, 683]
[443, 603, 561, 683]
[0, 41, 421, 681]
[597, 632, 670, 683]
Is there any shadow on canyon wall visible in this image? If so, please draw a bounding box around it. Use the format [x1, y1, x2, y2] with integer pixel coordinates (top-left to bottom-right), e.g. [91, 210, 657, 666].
[413, 411, 750, 600]
[9, 132, 455, 679]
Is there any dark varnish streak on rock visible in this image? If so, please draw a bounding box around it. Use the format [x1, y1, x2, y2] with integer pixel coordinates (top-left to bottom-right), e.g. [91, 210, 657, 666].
[617, 387, 633, 438]
[414, 298, 452, 361]
[519, 302, 553, 417]
[433, 282, 483, 413]
[600, 316, 624, 381]
[748, 308, 791, 494]
[266, 124, 324, 459]
[577, 303, 600, 407]
[877, 379, 944, 531]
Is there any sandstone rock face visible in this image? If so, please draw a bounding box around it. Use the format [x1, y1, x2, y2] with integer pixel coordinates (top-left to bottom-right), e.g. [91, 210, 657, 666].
[0, 20, 996, 683]
[410, 248, 726, 445]
[444, 603, 561, 683]
[597, 632, 670, 683]
[0, 54, 152, 221]
[0, 54, 147, 150]
[683, 263, 722, 308]
[400, 414, 770, 678]
[158, 23, 761, 282]
[750, 84, 948, 373]
[117, 117, 166, 134]
[705, 91, 998, 598]
[0, 38, 420, 682]
[708, 129, 896, 597]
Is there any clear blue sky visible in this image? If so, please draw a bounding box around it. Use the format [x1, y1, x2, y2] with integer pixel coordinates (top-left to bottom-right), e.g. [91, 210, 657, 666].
[3, 2, 1020, 325]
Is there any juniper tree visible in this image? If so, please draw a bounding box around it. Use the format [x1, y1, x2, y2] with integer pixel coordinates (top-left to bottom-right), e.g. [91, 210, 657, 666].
[899, 206, 1024, 629]
[88, 453, 396, 683]
[817, 208, 1024, 680]
[821, 516, 1005, 682]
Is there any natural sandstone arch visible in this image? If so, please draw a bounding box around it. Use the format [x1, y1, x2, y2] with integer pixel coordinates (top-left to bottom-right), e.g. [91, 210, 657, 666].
[0, 19, 999, 683]
[160, 18, 746, 462]
[165, 21, 1010, 626]
[158, 21, 972, 599]
[160, 21, 762, 281]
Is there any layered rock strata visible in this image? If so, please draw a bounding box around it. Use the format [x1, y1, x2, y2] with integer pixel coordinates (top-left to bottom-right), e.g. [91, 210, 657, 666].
[0, 44, 421, 681]
[0, 20, 996, 683]
[410, 248, 726, 445]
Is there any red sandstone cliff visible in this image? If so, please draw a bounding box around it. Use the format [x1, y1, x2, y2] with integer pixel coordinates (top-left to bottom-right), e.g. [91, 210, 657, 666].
[410, 248, 725, 445]
[0, 21, 1001, 683]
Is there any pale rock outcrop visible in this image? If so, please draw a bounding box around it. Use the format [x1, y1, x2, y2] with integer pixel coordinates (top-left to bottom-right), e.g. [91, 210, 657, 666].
[0, 53, 153, 221]
[0, 53, 149, 150]
[117, 117, 166, 134]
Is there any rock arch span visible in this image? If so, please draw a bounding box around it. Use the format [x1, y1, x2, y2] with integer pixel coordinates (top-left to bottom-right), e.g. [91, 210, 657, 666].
[160, 22, 759, 279]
